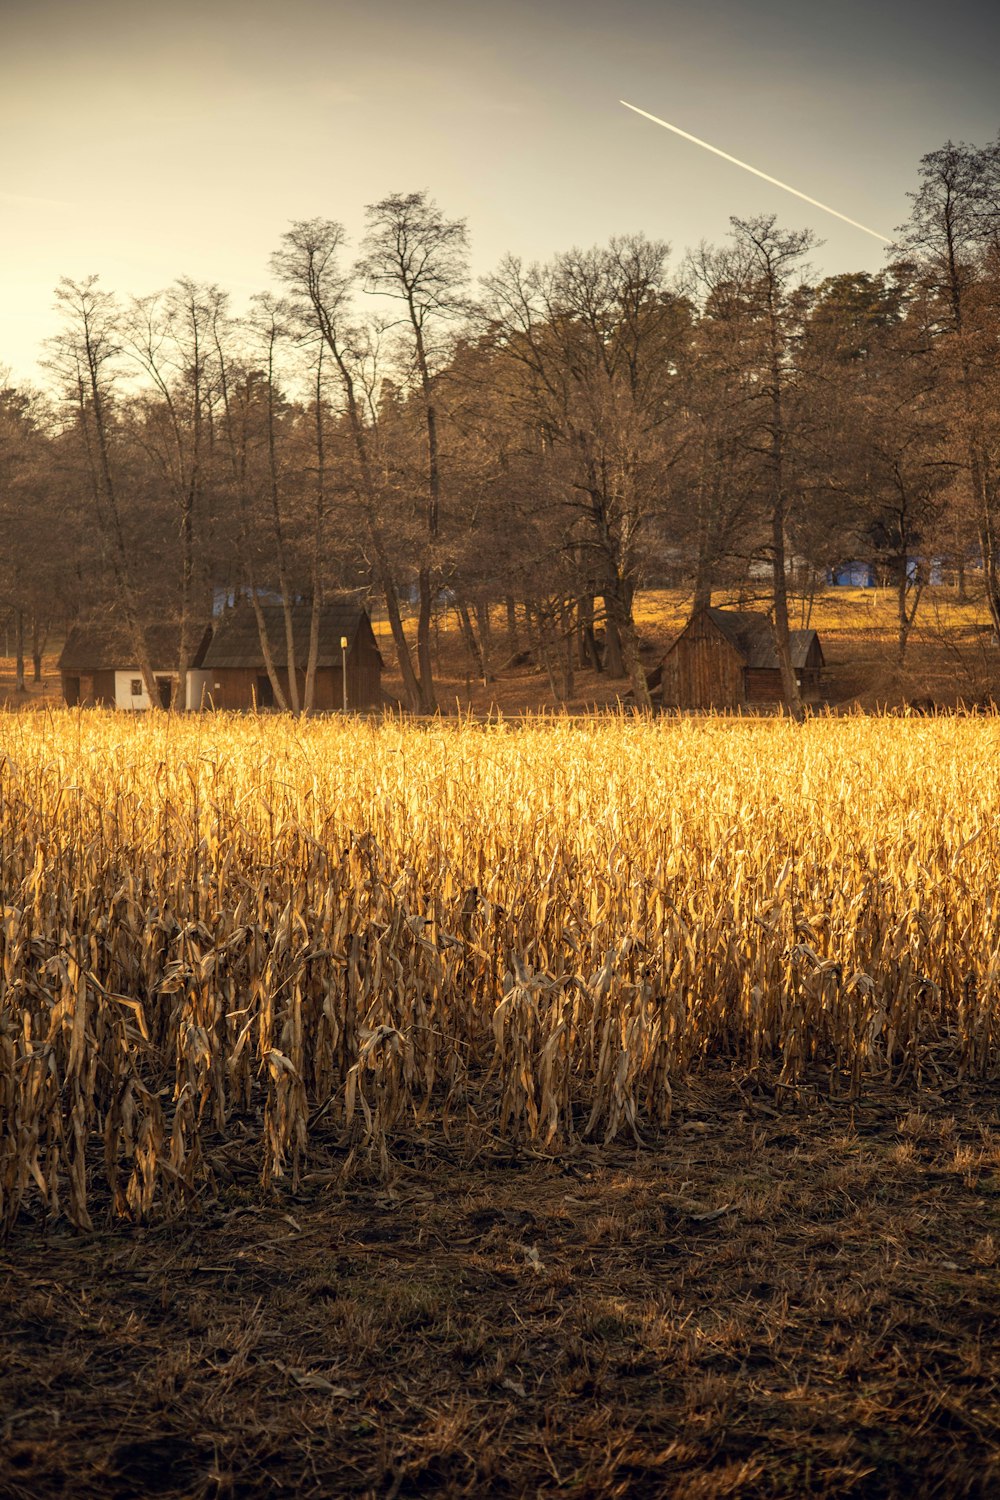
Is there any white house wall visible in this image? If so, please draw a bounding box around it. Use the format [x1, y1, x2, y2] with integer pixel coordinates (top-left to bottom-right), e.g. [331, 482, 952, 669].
[115, 670, 156, 709]
[186, 671, 213, 710]
[113, 670, 213, 710]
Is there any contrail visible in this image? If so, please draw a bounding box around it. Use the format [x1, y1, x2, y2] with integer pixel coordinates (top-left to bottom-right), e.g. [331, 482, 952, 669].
[620, 100, 891, 243]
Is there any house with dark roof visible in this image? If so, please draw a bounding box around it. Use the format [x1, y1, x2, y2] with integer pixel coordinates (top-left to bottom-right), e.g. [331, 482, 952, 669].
[199, 603, 383, 710]
[659, 607, 824, 710]
[58, 622, 213, 709]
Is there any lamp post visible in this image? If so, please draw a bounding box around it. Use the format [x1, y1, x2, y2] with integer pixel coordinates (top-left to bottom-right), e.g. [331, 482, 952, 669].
[340, 636, 348, 713]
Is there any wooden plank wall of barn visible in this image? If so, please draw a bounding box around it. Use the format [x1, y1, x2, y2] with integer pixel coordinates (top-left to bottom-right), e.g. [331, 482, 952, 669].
[204, 657, 381, 712]
[85, 671, 116, 706]
[662, 631, 745, 709]
[744, 668, 784, 703]
[348, 643, 382, 709]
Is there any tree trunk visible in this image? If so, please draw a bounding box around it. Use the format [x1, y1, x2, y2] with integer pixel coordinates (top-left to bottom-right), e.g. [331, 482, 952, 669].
[249, 592, 289, 711]
[605, 583, 652, 710]
[897, 560, 924, 664]
[504, 596, 520, 657]
[474, 597, 495, 683]
[456, 598, 484, 677]
[766, 318, 802, 718]
[577, 594, 601, 669]
[14, 609, 25, 694]
[416, 567, 437, 713]
[602, 601, 625, 678]
[560, 599, 575, 701]
[31, 616, 46, 684]
[376, 562, 420, 710]
[979, 511, 1000, 642]
[691, 551, 714, 613]
[361, 509, 422, 709]
[304, 595, 322, 714]
[770, 506, 802, 716]
[523, 601, 541, 665]
[175, 489, 194, 710]
[264, 325, 300, 715]
[304, 352, 327, 715]
[174, 392, 200, 712]
[535, 608, 563, 705]
[691, 445, 724, 612]
[232, 487, 289, 711]
[410, 318, 441, 713]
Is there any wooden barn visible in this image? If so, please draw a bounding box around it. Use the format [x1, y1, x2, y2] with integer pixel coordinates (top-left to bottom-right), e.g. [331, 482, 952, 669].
[58, 622, 213, 709]
[660, 607, 824, 710]
[199, 603, 383, 711]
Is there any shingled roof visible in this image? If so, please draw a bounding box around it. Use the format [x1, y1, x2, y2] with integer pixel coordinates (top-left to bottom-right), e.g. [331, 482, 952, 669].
[59, 622, 210, 674]
[704, 608, 823, 670]
[200, 604, 376, 670]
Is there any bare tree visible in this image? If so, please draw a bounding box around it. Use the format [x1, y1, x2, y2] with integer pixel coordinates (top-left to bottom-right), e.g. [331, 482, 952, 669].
[358, 191, 472, 713]
[250, 294, 303, 712]
[689, 219, 817, 712]
[303, 341, 327, 713]
[676, 246, 770, 609]
[125, 277, 217, 708]
[483, 235, 688, 708]
[272, 218, 423, 711]
[208, 291, 292, 710]
[48, 277, 159, 702]
[895, 136, 1000, 635]
[802, 272, 947, 663]
[0, 384, 62, 692]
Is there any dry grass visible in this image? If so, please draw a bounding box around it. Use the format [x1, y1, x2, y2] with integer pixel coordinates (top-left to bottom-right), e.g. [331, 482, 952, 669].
[2, 710, 1000, 1233]
[2, 1070, 998, 1497]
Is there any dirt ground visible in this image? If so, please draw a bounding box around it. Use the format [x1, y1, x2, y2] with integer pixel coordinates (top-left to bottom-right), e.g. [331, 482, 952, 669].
[3, 1066, 999, 1499]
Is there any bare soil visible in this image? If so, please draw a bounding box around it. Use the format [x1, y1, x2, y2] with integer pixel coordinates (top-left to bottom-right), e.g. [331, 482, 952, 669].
[3, 1067, 999, 1498]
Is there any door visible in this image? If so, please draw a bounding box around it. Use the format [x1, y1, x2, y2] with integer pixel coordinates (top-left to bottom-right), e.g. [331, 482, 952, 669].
[155, 677, 173, 710]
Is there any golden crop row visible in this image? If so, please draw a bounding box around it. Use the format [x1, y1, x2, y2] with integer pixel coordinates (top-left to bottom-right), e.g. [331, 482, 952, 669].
[0, 709, 997, 1229]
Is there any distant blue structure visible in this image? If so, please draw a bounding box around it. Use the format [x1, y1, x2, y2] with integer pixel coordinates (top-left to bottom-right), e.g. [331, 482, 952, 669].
[829, 560, 876, 588]
[828, 557, 947, 588]
[906, 557, 945, 586]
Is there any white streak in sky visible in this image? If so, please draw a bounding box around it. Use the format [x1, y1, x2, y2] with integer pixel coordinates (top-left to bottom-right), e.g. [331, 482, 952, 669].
[620, 100, 891, 243]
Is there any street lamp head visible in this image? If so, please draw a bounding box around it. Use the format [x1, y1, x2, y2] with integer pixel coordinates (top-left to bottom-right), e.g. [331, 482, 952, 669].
[340, 636, 348, 650]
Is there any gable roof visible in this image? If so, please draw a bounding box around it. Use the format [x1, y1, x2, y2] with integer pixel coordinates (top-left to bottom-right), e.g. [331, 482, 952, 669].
[696, 608, 823, 670]
[200, 604, 378, 671]
[59, 622, 211, 674]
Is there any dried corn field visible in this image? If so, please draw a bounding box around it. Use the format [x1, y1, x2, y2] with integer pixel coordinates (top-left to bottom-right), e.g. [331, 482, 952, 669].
[1, 709, 998, 1232]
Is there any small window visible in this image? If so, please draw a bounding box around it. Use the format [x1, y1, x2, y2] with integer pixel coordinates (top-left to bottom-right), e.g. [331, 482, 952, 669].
[131, 678, 143, 696]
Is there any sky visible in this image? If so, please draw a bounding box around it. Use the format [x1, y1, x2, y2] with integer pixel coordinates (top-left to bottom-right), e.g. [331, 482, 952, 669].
[2, 0, 999, 385]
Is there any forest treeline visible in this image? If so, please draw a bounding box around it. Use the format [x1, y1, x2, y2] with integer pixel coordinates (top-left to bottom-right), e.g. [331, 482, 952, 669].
[0, 134, 998, 711]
